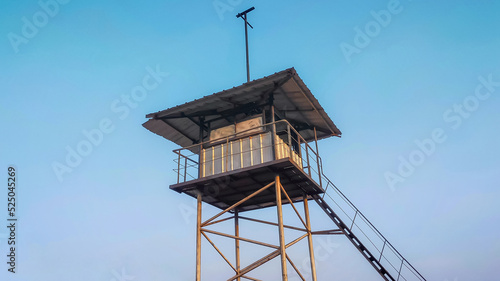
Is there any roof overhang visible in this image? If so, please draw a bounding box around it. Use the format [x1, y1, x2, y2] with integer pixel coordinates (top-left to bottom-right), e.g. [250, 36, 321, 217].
[143, 68, 341, 148]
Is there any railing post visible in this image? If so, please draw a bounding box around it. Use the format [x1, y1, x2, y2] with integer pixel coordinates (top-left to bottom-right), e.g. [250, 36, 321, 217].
[225, 137, 229, 173]
[305, 144, 311, 177]
[249, 135, 254, 166]
[379, 240, 387, 262]
[184, 156, 188, 182]
[176, 152, 181, 184]
[350, 210, 358, 231]
[198, 116, 204, 179]
[271, 104, 277, 161]
[199, 143, 203, 178]
[397, 258, 404, 281]
[316, 154, 322, 187]
[287, 123, 292, 159]
[297, 134, 302, 165]
[313, 127, 320, 156]
[322, 180, 330, 199]
[313, 127, 322, 187]
[239, 138, 243, 168]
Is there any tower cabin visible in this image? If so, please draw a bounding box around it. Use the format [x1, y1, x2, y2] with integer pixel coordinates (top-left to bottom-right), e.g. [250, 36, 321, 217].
[143, 68, 341, 211]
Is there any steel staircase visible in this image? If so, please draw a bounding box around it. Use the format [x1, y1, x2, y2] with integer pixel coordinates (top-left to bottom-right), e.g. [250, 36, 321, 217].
[312, 171, 426, 281]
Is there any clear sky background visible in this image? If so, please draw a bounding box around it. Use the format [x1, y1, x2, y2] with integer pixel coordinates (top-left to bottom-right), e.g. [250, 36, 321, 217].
[1, 0, 499, 280]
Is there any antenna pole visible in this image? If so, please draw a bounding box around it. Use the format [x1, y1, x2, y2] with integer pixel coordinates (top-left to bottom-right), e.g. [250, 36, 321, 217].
[244, 13, 250, 83]
[236, 7, 255, 83]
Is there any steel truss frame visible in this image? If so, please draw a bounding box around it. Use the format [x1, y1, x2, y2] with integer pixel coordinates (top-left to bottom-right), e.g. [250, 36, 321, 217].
[195, 176, 342, 281]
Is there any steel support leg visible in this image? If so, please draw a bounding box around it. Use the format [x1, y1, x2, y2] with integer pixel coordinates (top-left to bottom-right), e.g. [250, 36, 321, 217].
[235, 209, 241, 281]
[276, 175, 288, 280]
[196, 193, 202, 281]
[304, 195, 318, 281]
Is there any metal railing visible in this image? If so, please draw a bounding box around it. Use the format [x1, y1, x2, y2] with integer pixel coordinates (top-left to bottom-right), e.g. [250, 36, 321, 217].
[172, 120, 322, 185]
[317, 158, 426, 281]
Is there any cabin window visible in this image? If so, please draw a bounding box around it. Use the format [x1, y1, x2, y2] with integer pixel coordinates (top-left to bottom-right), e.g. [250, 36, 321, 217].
[209, 116, 263, 141]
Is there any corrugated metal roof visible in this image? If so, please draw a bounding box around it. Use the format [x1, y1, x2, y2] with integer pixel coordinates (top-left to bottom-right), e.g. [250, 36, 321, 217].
[143, 68, 341, 148]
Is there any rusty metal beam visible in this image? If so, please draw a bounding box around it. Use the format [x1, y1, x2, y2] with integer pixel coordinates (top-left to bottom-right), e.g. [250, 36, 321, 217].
[286, 254, 306, 281]
[227, 234, 308, 281]
[202, 231, 236, 271]
[304, 195, 318, 281]
[235, 209, 241, 281]
[202, 181, 275, 226]
[276, 175, 288, 280]
[202, 229, 279, 249]
[238, 216, 307, 233]
[196, 193, 202, 281]
[279, 183, 308, 230]
[203, 215, 235, 227]
[311, 230, 343, 235]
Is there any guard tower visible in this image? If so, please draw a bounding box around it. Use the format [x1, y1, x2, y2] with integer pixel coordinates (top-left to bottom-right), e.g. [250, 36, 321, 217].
[143, 68, 426, 281]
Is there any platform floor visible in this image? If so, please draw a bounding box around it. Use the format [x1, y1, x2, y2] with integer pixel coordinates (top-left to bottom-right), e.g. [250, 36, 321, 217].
[170, 157, 324, 211]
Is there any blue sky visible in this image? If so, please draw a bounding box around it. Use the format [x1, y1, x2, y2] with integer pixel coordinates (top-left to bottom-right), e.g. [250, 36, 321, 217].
[1, 0, 499, 280]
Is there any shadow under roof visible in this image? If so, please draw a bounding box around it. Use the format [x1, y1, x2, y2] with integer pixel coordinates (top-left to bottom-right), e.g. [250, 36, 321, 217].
[143, 68, 341, 148]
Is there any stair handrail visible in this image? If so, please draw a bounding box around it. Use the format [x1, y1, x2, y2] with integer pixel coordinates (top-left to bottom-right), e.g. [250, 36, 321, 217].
[317, 156, 426, 281]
